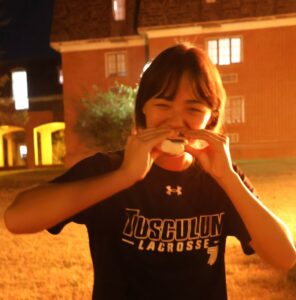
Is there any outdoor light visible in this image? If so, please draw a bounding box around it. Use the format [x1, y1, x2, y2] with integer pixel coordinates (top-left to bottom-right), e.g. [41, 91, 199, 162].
[19, 145, 28, 158]
[113, 0, 118, 11]
[112, 0, 125, 21]
[58, 68, 64, 84]
[11, 69, 29, 110]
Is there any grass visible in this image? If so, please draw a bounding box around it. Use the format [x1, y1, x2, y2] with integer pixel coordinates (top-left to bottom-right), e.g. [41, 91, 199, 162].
[0, 158, 296, 300]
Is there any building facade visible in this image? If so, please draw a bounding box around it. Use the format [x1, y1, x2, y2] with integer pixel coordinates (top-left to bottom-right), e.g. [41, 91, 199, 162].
[0, 59, 64, 169]
[50, 0, 296, 167]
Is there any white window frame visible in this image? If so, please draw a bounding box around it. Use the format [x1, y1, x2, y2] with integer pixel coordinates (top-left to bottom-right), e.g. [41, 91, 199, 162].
[206, 36, 243, 66]
[112, 0, 126, 21]
[224, 96, 245, 124]
[105, 51, 127, 78]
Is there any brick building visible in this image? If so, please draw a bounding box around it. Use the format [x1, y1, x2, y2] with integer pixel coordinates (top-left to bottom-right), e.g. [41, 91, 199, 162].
[50, 0, 296, 167]
[0, 59, 64, 169]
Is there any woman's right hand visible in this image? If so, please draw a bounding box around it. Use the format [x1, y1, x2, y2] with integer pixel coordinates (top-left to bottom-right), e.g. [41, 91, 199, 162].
[119, 128, 174, 183]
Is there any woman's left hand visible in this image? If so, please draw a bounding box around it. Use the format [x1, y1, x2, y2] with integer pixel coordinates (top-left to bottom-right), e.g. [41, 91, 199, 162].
[184, 130, 234, 181]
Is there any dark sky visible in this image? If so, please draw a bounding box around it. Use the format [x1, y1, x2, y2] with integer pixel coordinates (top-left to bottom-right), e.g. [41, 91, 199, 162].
[0, 0, 60, 63]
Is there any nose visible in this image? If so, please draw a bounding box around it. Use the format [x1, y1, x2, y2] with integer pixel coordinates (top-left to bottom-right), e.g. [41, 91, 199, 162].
[165, 110, 186, 129]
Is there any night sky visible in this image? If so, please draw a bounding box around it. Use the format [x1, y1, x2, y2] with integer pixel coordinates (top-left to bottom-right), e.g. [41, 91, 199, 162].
[0, 0, 60, 63]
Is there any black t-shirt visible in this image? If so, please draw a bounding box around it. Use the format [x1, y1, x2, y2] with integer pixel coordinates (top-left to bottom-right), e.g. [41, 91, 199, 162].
[48, 151, 255, 300]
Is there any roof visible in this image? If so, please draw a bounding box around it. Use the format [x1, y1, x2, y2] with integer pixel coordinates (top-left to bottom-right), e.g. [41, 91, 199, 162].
[51, 0, 138, 42]
[138, 0, 296, 28]
[51, 0, 296, 43]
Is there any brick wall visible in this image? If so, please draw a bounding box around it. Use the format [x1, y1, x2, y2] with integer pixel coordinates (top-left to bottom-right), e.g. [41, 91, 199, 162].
[139, 0, 296, 27]
[61, 45, 146, 167]
[51, 0, 138, 42]
[25, 111, 54, 168]
[145, 25, 296, 159]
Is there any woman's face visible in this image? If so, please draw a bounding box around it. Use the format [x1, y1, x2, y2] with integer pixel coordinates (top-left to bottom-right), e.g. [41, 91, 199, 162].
[142, 75, 212, 133]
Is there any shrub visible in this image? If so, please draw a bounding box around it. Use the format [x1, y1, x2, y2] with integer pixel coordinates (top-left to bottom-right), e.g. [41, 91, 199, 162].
[76, 83, 137, 152]
[0, 74, 28, 126]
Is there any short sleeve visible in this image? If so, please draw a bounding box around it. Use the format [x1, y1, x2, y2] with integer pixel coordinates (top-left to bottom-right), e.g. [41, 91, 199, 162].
[47, 151, 123, 235]
[224, 200, 254, 255]
[224, 163, 258, 255]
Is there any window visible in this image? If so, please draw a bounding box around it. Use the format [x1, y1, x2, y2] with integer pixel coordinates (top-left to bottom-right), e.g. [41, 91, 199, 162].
[19, 145, 28, 159]
[205, 0, 216, 3]
[220, 73, 238, 84]
[227, 133, 239, 143]
[11, 69, 29, 110]
[225, 96, 245, 124]
[112, 0, 126, 21]
[105, 51, 127, 77]
[207, 37, 242, 65]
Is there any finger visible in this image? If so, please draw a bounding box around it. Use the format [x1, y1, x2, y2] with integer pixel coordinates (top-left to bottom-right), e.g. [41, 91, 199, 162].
[134, 128, 158, 136]
[185, 130, 227, 143]
[151, 149, 162, 161]
[144, 130, 176, 145]
[202, 130, 227, 141]
[137, 129, 175, 141]
[127, 129, 176, 153]
[187, 129, 226, 140]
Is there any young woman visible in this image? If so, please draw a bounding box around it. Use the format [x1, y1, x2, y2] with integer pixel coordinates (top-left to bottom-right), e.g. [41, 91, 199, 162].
[4, 43, 296, 300]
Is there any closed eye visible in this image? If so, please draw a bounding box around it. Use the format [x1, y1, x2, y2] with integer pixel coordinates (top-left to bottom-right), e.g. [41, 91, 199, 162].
[153, 101, 171, 109]
[187, 107, 204, 113]
[155, 103, 170, 107]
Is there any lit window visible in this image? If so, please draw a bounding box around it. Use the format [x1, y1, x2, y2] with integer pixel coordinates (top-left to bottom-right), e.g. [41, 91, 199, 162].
[207, 40, 218, 65]
[11, 69, 29, 110]
[205, 0, 216, 3]
[106, 51, 127, 77]
[231, 38, 241, 63]
[19, 145, 28, 158]
[225, 96, 245, 124]
[207, 37, 242, 65]
[219, 39, 231, 65]
[113, 0, 126, 21]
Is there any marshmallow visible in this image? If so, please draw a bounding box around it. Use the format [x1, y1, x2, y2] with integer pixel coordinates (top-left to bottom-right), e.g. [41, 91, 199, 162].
[160, 138, 187, 155]
[191, 139, 209, 150]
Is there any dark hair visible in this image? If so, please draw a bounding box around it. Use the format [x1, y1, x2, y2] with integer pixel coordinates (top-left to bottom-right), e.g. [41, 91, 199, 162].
[135, 43, 226, 132]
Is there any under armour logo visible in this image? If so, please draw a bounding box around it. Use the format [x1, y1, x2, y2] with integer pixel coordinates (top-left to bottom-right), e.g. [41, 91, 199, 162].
[166, 185, 182, 196]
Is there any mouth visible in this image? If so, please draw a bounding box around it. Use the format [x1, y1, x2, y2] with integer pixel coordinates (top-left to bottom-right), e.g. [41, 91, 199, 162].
[172, 130, 209, 150]
[160, 138, 187, 156]
[166, 137, 188, 144]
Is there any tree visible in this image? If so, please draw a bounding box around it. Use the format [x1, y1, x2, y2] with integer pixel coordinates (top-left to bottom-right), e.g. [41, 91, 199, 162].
[76, 83, 137, 152]
[0, 74, 28, 126]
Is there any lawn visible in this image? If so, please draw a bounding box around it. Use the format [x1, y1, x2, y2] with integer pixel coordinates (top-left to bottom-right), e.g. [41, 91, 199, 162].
[0, 159, 296, 300]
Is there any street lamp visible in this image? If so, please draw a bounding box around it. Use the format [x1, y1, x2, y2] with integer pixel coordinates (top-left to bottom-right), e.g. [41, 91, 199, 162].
[11, 69, 29, 110]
